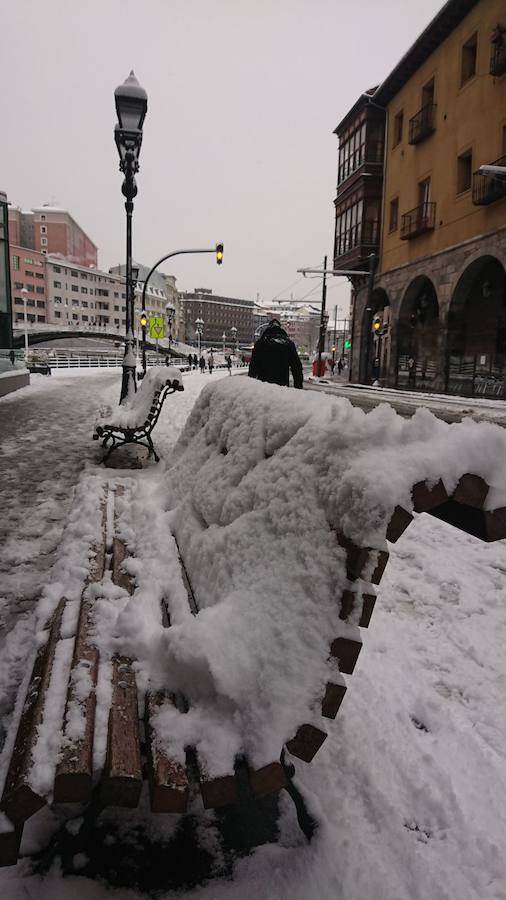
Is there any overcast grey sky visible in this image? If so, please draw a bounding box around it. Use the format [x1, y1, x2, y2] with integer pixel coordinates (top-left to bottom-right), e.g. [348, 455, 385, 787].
[2, 0, 443, 313]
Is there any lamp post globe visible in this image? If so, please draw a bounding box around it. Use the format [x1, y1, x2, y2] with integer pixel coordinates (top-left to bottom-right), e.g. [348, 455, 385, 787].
[221, 331, 226, 353]
[231, 325, 238, 355]
[114, 71, 148, 404]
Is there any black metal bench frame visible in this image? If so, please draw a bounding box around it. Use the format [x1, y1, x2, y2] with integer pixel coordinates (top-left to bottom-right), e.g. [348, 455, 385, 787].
[93, 378, 183, 463]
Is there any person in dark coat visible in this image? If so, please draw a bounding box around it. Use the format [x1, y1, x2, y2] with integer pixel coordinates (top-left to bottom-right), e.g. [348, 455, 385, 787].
[199, 355, 206, 373]
[187, 353, 193, 370]
[248, 319, 303, 389]
[226, 355, 232, 374]
[193, 353, 198, 369]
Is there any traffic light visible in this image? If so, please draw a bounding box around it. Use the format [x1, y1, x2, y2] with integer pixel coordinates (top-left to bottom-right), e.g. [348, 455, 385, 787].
[372, 314, 382, 334]
[344, 339, 352, 349]
[139, 311, 148, 329]
[216, 243, 224, 265]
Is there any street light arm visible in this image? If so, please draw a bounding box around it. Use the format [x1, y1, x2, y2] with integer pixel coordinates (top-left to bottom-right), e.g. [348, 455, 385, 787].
[141, 247, 221, 311]
[297, 267, 368, 276]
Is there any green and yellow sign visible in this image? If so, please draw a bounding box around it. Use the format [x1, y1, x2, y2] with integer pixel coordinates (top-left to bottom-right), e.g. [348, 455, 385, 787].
[149, 317, 165, 339]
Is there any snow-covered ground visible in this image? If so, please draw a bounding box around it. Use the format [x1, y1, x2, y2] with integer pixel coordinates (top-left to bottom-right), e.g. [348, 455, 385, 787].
[1, 369, 506, 899]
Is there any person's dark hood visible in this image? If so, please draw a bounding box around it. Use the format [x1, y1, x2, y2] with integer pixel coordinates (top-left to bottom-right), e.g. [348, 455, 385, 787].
[257, 321, 290, 343]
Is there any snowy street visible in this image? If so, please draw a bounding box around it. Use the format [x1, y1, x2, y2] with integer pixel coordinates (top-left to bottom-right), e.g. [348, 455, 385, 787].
[0, 370, 506, 899]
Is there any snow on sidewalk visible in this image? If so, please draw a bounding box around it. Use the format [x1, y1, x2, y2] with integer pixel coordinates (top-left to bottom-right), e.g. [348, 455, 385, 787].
[1, 370, 506, 899]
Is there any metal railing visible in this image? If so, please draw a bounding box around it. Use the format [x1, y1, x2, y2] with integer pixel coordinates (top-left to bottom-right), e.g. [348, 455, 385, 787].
[472, 154, 506, 205]
[408, 103, 436, 144]
[400, 201, 436, 240]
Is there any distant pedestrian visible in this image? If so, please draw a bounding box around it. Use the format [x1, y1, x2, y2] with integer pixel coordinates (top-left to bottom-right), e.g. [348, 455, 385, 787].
[208, 351, 215, 374]
[187, 353, 193, 370]
[8, 350, 15, 366]
[248, 319, 303, 389]
[193, 353, 198, 370]
[337, 358, 343, 376]
[199, 355, 206, 374]
[329, 357, 336, 375]
[226, 354, 232, 375]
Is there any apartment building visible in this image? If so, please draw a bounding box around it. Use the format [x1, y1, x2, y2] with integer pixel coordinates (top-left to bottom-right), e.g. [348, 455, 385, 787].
[46, 257, 123, 328]
[10, 246, 47, 325]
[335, 0, 506, 398]
[8, 205, 97, 268]
[179, 289, 255, 346]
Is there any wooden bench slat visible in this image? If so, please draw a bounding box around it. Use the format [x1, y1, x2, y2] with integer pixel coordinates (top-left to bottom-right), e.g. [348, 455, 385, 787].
[386, 505, 413, 543]
[330, 634, 362, 675]
[248, 761, 287, 797]
[53, 601, 99, 804]
[0, 818, 23, 868]
[0, 599, 66, 825]
[322, 679, 347, 719]
[144, 692, 189, 814]
[54, 492, 108, 803]
[100, 656, 142, 809]
[412, 478, 448, 512]
[286, 724, 327, 763]
[197, 751, 238, 809]
[339, 589, 376, 628]
[453, 473, 489, 509]
[112, 537, 134, 595]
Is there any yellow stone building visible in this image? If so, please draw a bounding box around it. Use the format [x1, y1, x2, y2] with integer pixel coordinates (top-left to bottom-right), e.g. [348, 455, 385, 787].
[334, 0, 506, 396]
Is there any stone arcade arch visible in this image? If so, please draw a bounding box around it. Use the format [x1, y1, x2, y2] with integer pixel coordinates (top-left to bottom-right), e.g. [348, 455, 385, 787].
[395, 275, 441, 391]
[447, 255, 506, 398]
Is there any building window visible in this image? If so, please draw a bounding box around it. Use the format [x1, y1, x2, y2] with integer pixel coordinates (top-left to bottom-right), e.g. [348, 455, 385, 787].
[72, 299, 79, 307]
[26, 271, 34, 278]
[81, 286, 88, 294]
[54, 296, 62, 304]
[393, 110, 404, 146]
[36, 272, 44, 279]
[389, 197, 399, 232]
[71, 270, 78, 277]
[12, 255, 20, 270]
[82, 301, 88, 308]
[14, 281, 23, 290]
[461, 32, 477, 84]
[54, 281, 61, 288]
[24, 258, 33, 264]
[81, 273, 87, 280]
[40, 214, 45, 221]
[41, 237, 47, 246]
[457, 149, 473, 193]
[26, 284, 34, 293]
[40, 225, 47, 234]
[82, 315, 89, 321]
[55, 310, 61, 318]
[26, 298, 35, 307]
[36, 300, 45, 308]
[42, 249, 47, 255]
[72, 284, 79, 292]
[36, 286, 44, 294]
[37, 315, 45, 322]
[53, 265, 61, 273]
[73, 314, 79, 321]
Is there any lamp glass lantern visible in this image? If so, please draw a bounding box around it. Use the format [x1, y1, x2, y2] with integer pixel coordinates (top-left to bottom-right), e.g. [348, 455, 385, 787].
[115, 71, 148, 133]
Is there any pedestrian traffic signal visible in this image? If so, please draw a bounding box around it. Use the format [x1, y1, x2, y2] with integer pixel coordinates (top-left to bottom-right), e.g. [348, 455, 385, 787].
[216, 243, 224, 265]
[344, 339, 351, 349]
[139, 311, 148, 328]
[372, 314, 382, 333]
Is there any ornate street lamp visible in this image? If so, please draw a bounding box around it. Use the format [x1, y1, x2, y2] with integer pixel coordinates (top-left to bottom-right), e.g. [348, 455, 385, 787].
[222, 331, 226, 354]
[20, 287, 29, 361]
[114, 71, 148, 403]
[195, 317, 204, 355]
[230, 325, 238, 355]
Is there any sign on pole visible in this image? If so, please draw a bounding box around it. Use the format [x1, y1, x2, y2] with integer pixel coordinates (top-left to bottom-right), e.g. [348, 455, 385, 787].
[149, 317, 165, 340]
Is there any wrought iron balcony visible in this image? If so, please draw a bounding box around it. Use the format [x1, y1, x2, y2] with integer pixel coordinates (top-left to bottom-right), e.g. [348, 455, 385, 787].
[472, 155, 506, 205]
[490, 39, 506, 76]
[400, 202, 436, 240]
[408, 103, 436, 145]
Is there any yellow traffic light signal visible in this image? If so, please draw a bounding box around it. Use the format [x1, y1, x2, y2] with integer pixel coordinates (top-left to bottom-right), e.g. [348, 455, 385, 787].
[140, 311, 148, 328]
[216, 243, 224, 265]
[372, 315, 382, 333]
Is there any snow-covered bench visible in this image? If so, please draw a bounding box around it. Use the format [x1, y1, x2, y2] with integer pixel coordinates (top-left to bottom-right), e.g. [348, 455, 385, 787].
[93, 366, 184, 463]
[2, 379, 506, 867]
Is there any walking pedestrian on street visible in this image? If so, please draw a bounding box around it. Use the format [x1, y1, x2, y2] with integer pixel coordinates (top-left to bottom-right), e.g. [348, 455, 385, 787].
[208, 351, 215, 374]
[248, 318, 303, 389]
[199, 355, 206, 374]
[226, 354, 232, 375]
[337, 358, 343, 376]
[187, 353, 193, 371]
[193, 353, 198, 370]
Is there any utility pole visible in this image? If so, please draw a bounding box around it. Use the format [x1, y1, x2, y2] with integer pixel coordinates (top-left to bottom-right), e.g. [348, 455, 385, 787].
[317, 255, 327, 377]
